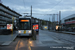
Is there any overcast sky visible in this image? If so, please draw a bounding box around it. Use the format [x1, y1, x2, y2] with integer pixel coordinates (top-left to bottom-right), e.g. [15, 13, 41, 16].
[1, 0, 75, 21]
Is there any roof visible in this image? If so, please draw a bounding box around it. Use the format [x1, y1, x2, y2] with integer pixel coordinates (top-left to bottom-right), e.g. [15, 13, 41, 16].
[0, 3, 22, 16]
[62, 14, 75, 20]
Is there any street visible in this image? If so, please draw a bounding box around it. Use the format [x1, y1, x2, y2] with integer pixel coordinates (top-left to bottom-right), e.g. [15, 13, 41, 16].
[0, 0, 75, 50]
[0, 29, 75, 50]
[48, 30, 75, 44]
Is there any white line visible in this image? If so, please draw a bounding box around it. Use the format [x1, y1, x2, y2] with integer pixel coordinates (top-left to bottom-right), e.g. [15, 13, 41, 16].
[2, 41, 12, 45]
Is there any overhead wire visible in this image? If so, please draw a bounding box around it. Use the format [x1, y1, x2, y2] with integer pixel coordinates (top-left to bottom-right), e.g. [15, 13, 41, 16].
[51, 0, 63, 9]
[23, 0, 28, 15]
[32, 0, 63, 15]
[23, 0, 25, 9]
[22, 0, 62, 15]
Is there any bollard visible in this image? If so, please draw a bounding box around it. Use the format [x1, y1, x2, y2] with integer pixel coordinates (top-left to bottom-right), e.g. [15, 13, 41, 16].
[34, 31, 36, 40]
[32, 30, 36, 40]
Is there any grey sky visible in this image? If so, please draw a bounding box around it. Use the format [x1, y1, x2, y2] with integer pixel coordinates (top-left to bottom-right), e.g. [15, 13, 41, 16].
[2, 0, 75, 21]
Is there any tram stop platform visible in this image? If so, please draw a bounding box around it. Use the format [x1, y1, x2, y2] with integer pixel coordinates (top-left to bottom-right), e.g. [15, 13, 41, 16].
[0, 31, 18, 45]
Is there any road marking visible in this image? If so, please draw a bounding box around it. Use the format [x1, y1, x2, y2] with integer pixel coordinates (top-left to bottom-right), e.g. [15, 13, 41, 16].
[27, 39, 31, 50]
[15, 39, 21, 50]
[2, 41, 12, 45]
[54, 40, 64, 43]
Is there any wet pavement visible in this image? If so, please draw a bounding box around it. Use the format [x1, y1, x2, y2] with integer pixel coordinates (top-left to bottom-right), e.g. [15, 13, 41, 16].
[0, 31, 18, 45]
[0, 29, 75, 50]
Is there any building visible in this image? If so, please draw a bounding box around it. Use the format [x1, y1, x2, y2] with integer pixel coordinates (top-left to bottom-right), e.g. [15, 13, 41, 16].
[61, 14, 75, 28]
[0, 3, 22, 28]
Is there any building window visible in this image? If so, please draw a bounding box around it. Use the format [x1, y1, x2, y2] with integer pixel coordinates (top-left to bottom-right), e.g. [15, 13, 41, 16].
[65, 17, 75, 22]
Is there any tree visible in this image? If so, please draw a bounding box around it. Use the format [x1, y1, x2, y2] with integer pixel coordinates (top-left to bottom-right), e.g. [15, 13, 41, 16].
[49, 21, 51, 24]
[41, 20, 46, 25]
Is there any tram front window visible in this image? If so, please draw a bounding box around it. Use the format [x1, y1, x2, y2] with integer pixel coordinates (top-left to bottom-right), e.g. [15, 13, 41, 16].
[19, 22, 30, 30]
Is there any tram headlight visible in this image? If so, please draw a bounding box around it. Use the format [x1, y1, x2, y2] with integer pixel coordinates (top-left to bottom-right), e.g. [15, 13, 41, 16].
[19, 31, 21, 33]
[28, 31, 31, 33]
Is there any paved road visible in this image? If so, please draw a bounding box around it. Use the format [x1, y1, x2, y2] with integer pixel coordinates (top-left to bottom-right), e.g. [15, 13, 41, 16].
[0, 29, 75, 50]
[48, 30, 75, 45]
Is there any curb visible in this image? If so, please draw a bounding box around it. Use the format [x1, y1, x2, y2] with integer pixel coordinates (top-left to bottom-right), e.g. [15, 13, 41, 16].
[1, 41, 12, 45]
[49, 31, 75, 35]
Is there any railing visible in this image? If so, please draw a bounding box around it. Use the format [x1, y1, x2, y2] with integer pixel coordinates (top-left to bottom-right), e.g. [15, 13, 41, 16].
[0, 6, 19, 17]
[65, 20, 75, 22]
[0, 12, 12, 18]
[0, 17, 12, 22]
[0, 21, 6, 23]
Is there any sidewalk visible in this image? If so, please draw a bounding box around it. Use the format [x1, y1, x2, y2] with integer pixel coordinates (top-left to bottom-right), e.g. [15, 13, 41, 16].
[0, 31, 18, 45]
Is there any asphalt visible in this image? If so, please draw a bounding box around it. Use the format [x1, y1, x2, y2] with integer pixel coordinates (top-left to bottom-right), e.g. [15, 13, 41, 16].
[13, 29, 74, 50]
[0, 47, 74, 50]
[0, 29, 75, 50]
[50, 30, 75, 35]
